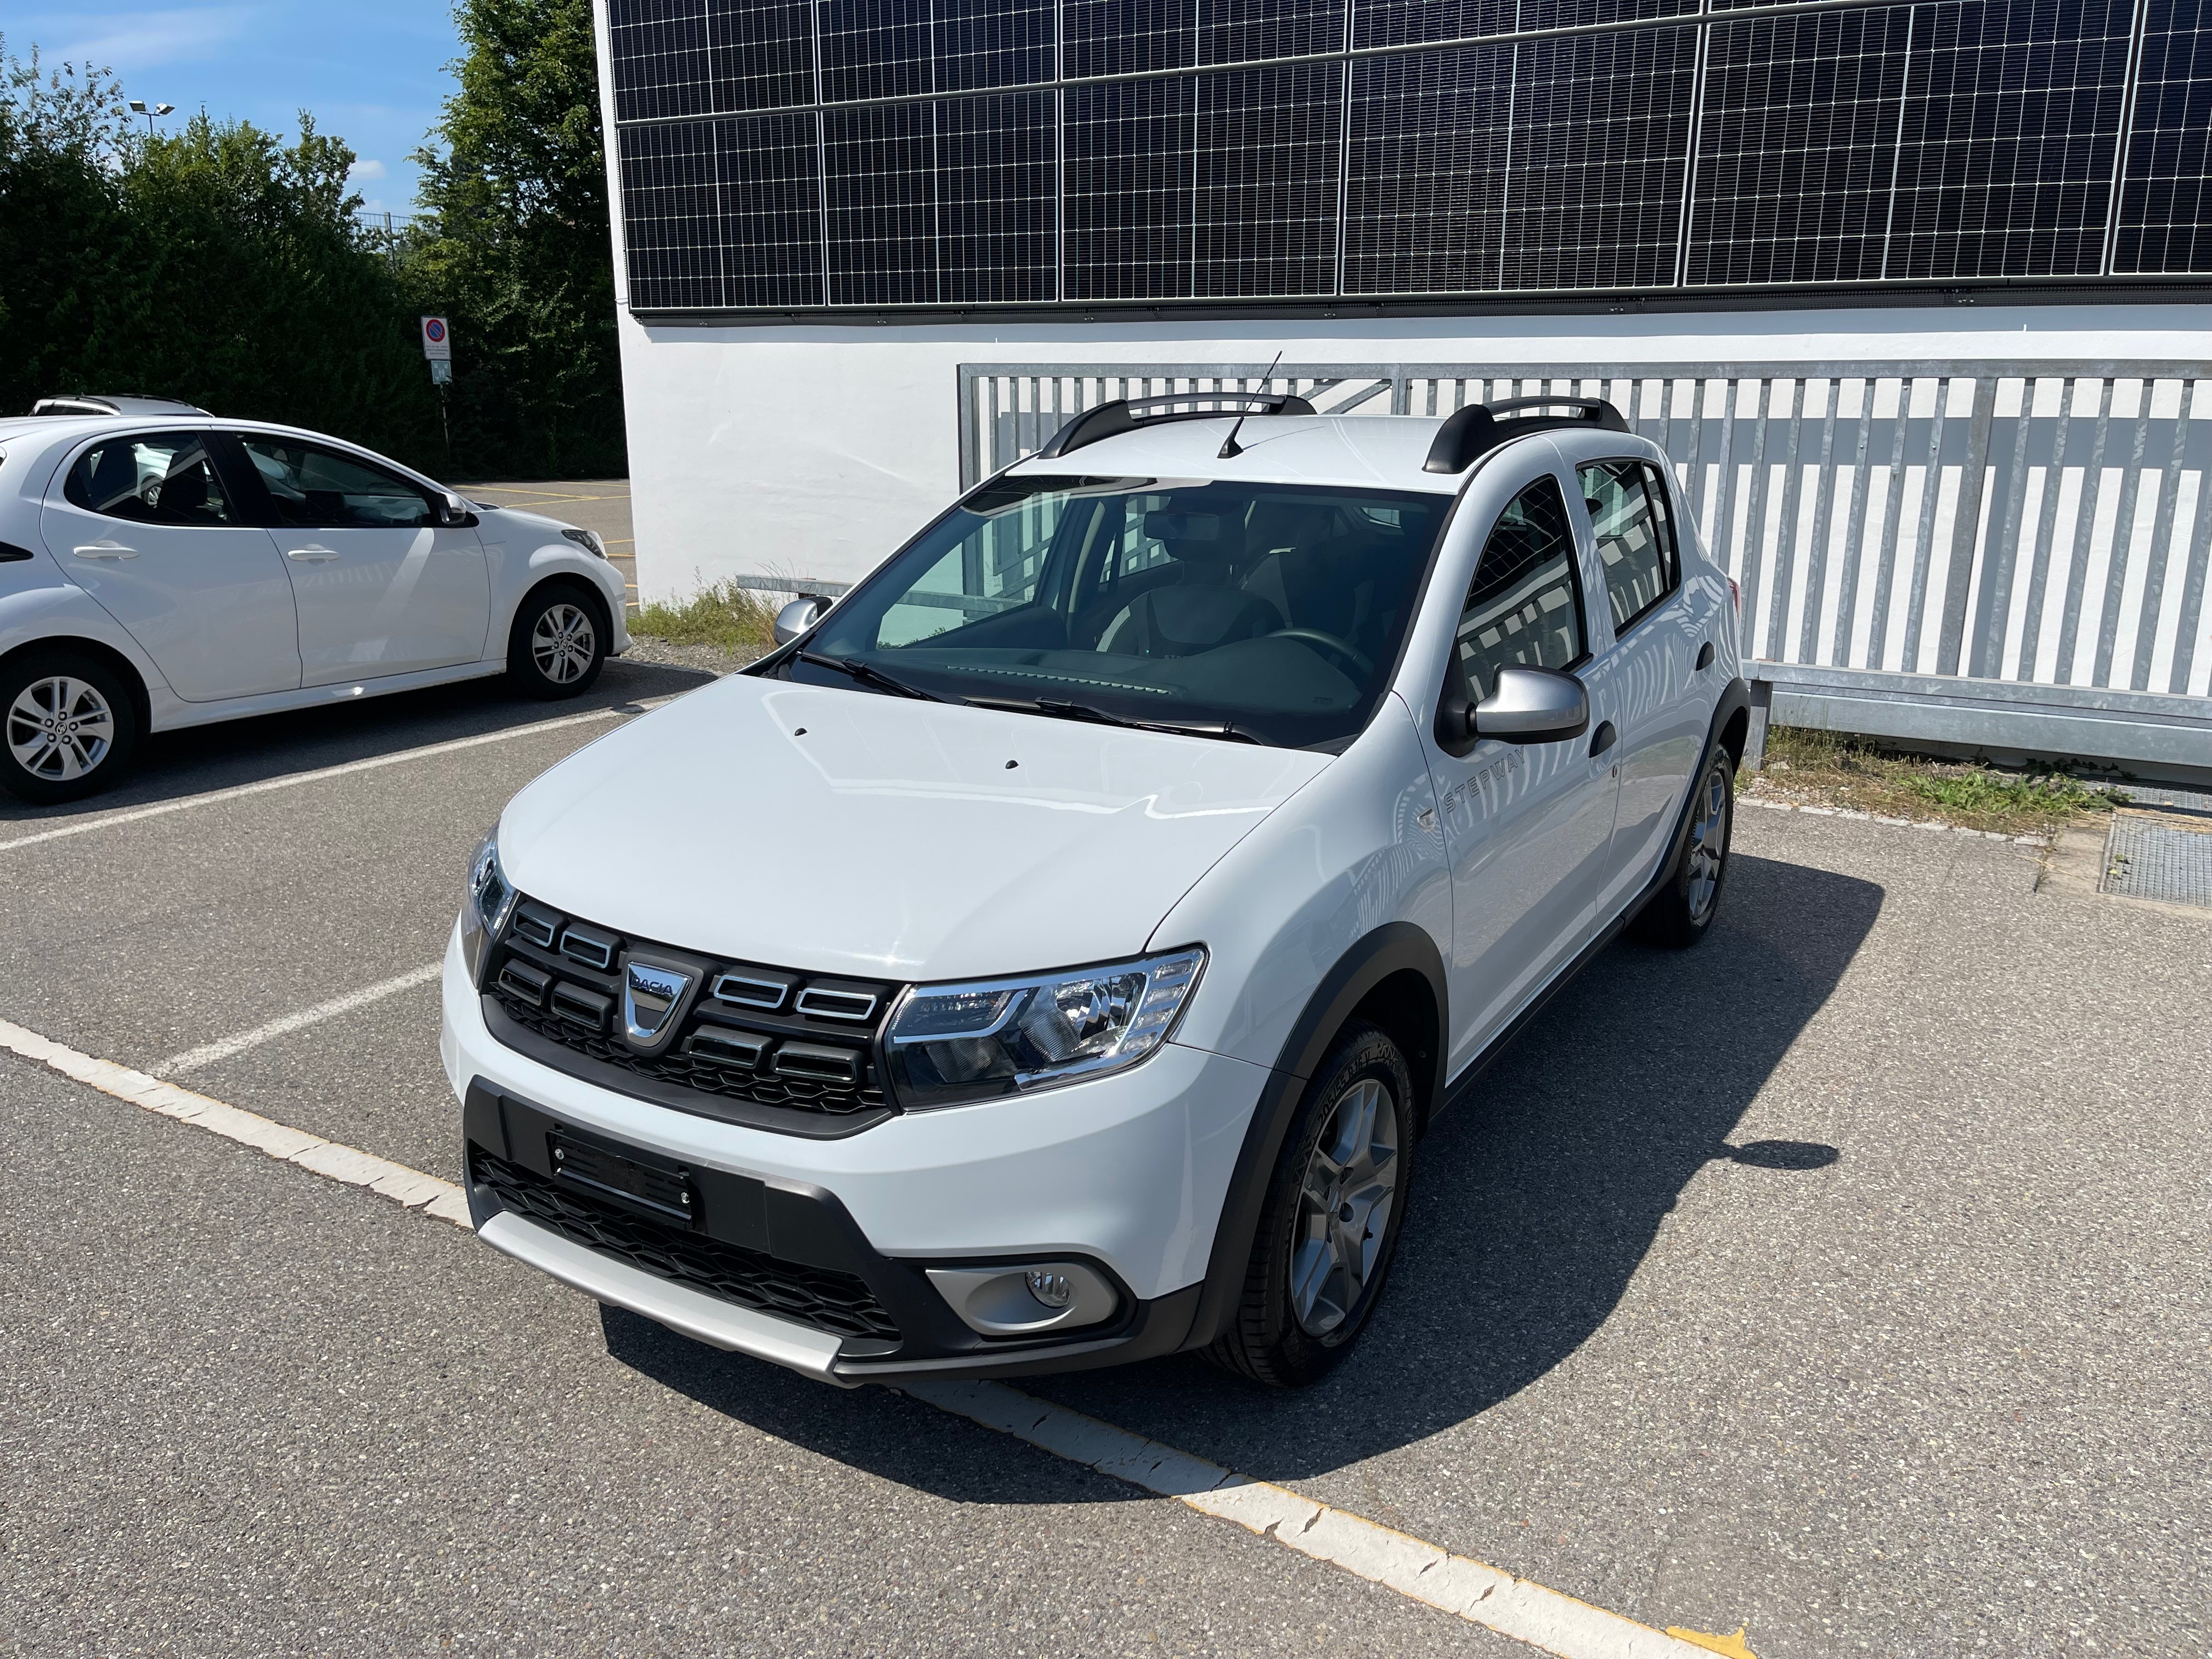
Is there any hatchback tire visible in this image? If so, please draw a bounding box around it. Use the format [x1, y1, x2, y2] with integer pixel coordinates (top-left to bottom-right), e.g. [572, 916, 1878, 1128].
[508, 583, 607, 699]
[1635, 745, 1735, 948]
[1206, 1020, 1415, 1388]
[0, 649, 139, 804]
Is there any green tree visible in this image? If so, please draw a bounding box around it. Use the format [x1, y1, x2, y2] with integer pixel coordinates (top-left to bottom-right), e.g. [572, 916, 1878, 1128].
[0, 35, 439, 464]
[409, 0, 624, 478]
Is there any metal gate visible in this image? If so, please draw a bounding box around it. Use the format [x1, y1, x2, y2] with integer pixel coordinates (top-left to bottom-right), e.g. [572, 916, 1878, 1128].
[957, 361, 2212, 771]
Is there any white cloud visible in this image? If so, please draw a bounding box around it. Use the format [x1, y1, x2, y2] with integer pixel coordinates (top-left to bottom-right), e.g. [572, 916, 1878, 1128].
[350, 157, 388, 181]
[43, 7, 253, 75]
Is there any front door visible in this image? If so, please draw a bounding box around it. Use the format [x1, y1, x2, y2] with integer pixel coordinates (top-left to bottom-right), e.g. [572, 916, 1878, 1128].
[40, 429, 302, 701]
[1426, 469, 1621, 1076]
[235, 436, 491, 686]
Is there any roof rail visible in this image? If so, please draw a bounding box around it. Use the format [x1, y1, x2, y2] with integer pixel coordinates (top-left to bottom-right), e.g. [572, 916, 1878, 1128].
[1034, 390, 1317, 460]
[1421, 396, 1629, 475]
[31, 393, 211, 418]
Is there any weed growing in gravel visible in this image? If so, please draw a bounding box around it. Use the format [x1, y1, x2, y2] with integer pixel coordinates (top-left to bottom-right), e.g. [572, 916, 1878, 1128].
[632, 576, 780, 659]
[1754, 727, 2126, 836]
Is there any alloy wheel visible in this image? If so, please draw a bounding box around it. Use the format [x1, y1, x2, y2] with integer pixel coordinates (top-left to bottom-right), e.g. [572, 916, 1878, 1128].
[1290, 1076, 1401, 1337]
[7, 675, 116, 782]
[1685, 762, 1730, 921]
[531, 603, 597, 685]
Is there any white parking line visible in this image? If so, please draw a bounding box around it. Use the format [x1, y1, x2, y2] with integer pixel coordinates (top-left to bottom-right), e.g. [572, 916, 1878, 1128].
[0, 700, 671, 855]
[153, 962, 443, 1077]
[0, 1013, 1741, 1659]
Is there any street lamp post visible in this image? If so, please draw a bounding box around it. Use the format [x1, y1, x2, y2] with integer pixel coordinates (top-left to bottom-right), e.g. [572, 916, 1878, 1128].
[126, 100, 176, 138]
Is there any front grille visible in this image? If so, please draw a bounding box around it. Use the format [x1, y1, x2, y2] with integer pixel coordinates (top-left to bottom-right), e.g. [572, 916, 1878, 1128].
[483, 897, 899, 1122]
[472, 1148, 900, 1342]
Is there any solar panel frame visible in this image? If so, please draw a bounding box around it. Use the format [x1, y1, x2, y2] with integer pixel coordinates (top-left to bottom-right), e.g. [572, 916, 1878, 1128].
[604, 0, 2212, 312]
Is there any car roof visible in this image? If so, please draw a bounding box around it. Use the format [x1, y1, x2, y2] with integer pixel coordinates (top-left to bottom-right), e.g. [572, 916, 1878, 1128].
[1001, 412, 1656, 495]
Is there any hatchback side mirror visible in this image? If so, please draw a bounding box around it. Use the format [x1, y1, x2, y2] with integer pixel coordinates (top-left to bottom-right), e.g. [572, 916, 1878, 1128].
[774, 594, 830, 647]
[436, 492, 477, 528]
[1436, 665, 1589, 750]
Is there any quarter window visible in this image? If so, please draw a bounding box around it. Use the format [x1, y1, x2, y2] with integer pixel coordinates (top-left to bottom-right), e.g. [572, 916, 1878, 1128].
[64, 433, 235, 527]
[1579, 460, 1679, 634]
[238, 438, 433, 529]
[1454, 475, 1586, 704]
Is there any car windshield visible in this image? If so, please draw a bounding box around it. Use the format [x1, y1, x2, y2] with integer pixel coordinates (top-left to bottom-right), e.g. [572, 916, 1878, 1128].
[789, 473, 1454, 750]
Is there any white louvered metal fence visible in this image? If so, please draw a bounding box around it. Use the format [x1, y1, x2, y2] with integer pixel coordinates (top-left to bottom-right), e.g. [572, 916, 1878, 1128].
[957, 361, 2212, 770]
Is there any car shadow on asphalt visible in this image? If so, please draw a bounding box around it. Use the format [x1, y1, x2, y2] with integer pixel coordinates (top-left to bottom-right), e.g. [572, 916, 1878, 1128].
[605, 847, 1881, 1499]
[0, 656, 716, 828]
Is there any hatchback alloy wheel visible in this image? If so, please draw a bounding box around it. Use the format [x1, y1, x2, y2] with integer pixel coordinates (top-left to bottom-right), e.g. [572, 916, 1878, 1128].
[7, 674, 115, 782]
[531, 603, 597, 685]
[1290, 1076, 1402, 1338]
[1684, 760, 1731, 922]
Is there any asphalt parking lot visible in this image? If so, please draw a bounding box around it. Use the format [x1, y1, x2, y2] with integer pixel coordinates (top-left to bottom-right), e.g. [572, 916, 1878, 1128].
[4, 654, 2208, 1658]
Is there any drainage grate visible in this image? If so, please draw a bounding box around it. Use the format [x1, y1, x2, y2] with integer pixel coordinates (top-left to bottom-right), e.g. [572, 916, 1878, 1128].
[2102, 816, 2212, 909]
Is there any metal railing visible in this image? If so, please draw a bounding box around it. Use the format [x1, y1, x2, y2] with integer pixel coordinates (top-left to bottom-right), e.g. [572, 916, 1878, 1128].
[956, 361, 2212, 770]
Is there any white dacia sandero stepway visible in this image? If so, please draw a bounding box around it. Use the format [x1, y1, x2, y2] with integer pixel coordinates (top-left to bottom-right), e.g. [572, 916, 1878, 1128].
[443, 393, 1750, 1389]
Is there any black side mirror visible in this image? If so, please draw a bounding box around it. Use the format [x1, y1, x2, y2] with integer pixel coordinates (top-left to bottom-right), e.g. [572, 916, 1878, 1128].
[1436, 665, 1590, 751]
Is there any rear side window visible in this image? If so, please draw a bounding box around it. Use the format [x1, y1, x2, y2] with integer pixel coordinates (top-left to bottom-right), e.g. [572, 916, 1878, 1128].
[64, 433, 235, 526]
[1579, 459, 1679, 635]
[238, 438, 433, 529]
[1453, 475, 1587, 704]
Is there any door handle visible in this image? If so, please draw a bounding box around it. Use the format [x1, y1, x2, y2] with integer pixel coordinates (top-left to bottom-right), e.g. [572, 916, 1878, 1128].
[285, 546, 339, 562]
[1589, 720, 1618, 759]
[72, 541, 138, 560]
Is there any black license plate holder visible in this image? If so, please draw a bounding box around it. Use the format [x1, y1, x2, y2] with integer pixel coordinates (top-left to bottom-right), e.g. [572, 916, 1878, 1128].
[548, 1132, 698, 1226]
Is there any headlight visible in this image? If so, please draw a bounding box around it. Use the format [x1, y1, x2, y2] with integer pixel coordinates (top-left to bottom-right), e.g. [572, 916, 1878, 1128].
[561, 527, 606, 557]
[884, 947, 1205, 1109]
[459, 828, 517, 986]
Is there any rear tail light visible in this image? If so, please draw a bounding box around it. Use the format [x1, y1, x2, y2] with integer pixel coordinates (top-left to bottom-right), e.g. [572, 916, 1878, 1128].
[1728, 577, 1741, 613]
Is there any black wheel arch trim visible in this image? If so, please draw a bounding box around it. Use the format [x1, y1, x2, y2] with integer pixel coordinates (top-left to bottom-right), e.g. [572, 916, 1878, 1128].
[1182, 919, 1447, 1352]
[1181, 677, 1747, 1354]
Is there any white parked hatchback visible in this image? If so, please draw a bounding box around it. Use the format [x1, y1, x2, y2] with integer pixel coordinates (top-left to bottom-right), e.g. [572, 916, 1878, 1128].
[0, 395, 629, 802]
[445, 392, 1749, 1389]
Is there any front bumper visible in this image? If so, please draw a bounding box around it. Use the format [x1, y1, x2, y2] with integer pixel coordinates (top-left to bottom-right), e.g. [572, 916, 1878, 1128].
[441, 928, 1268, 1384]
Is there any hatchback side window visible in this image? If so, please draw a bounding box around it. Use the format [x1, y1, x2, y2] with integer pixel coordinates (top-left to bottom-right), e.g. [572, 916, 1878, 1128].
[238, 438, 433, 529]
[1453, 474, 1587, 703]
[64, 433, 235, 527]
[1579, 459, 1678, 635]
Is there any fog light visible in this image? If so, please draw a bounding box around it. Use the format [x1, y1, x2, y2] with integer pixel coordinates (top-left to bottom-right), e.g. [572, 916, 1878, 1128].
[926, 1261, 1118, 1336]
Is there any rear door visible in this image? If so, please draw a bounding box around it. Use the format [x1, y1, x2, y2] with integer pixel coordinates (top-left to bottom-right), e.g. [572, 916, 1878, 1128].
[39, 429, 302, 701]
[1576, 456, 1706, 913]
[234, 435, 491, 686]
[1424, 464, 1621, 1072]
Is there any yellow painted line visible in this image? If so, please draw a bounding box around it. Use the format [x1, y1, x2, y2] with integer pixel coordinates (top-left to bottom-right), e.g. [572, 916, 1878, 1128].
[1667, 1629, 1758, 1657]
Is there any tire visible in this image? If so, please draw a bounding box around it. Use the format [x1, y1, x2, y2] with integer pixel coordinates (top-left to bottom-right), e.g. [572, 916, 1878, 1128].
[1205, 1021, 1415, 1388]
[507, 583, 607, 699]
[1634, 744, 1735, 949]
[0, 648, 140, 804]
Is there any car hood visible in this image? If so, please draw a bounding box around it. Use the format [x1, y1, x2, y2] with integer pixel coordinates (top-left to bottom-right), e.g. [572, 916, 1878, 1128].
[499, 673, 1333, 983]
[475, 503, 574, 538]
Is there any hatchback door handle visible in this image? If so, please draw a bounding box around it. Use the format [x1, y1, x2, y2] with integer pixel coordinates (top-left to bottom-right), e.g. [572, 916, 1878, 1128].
[285, 545, 338, 562]
[73, 541, 138, 560]
[1589, 720, 1618, 759]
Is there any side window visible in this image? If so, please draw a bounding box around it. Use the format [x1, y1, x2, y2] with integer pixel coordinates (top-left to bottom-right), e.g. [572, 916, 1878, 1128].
[1579, 459, 1678, 635]
[1454, 474, 1585, 704]
[874, 477, 1063, 647]
[64, 433, 235, 527]
[237, 438, 433, 529]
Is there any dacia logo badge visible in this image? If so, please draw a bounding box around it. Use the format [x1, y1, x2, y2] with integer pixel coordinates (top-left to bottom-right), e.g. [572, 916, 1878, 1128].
[623, 961, 695, 1048]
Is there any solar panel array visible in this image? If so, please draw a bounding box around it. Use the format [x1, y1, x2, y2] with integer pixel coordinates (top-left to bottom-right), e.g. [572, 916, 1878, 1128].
[608, 0, 2212, 311]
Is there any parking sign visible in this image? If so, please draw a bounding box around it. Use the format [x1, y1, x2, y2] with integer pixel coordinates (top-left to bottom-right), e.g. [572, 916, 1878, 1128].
[420, 316, 452, 362]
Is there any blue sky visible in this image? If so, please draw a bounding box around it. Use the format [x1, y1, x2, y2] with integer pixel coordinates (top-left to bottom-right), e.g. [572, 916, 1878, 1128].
[7, 2, 465, 215]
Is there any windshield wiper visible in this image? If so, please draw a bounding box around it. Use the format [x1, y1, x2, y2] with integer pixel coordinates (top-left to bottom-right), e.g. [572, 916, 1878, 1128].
[978, 695, 1265, 744]
[795, 651, 961, 704]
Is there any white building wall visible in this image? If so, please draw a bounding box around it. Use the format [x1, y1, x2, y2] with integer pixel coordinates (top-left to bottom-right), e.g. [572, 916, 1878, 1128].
[613, 304, 2212, 604]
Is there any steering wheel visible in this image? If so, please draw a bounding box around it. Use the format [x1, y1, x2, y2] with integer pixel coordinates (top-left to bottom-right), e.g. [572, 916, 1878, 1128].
[1268, 628, 1375, 678]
